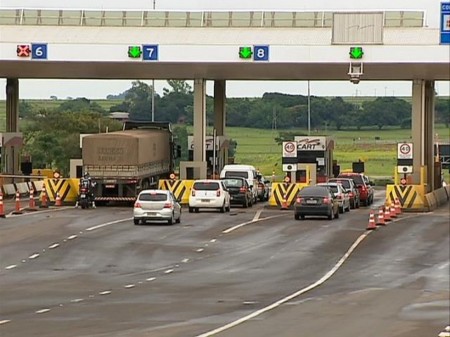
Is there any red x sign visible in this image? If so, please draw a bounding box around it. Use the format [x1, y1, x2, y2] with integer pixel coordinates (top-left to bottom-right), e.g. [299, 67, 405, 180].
[17, 45, 31, 57]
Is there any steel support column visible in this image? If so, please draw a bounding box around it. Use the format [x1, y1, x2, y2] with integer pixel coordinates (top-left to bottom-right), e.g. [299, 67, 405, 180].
[411, 79, 435, 192]
[6, 78, 19, 132]
[213, 80, 226, 136]
[193, 78, 207, 178]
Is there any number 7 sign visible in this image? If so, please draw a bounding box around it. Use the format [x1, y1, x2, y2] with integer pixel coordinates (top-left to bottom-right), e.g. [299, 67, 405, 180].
[142, 45, 159, 61]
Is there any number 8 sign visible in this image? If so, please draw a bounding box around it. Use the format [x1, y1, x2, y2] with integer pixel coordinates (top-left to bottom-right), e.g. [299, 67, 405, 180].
[253, 45, 269, 61]
[31, 43, 48, 59]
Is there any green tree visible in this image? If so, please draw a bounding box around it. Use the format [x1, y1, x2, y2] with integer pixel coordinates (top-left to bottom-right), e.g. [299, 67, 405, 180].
[124, 81, 156, 121]
[435, 98, 450, 127]
[163, 80, 192, 95]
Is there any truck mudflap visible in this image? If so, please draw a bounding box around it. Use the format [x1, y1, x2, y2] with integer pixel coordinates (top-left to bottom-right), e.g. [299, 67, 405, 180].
[94, 196, 136, 202]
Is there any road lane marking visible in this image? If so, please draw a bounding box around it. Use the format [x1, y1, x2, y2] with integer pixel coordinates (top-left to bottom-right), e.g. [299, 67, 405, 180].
[124, 284, 135, 289]
[252, 210, 262, 221]
[48, 243, 60, 249]
[86, 218, 132, 231]
[28, 253, 40, 259]
[35, 309, 50, 314]
[195, 231, 371, 337]
[0, 320, 11, 325]
[5, 265, 17, 270]
[223, 214, 287, 234]
[99, 290, 112, 295]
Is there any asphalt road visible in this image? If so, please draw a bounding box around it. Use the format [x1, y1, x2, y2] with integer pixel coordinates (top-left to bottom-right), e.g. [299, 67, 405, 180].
[0, 191, 448, 337]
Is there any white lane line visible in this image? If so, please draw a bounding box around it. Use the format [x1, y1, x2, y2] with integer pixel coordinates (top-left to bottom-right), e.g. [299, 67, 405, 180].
[28, 253, 40, 259]
[146, 277, 156, 282]
[86, 218, 132, 231]
[48, 243, 60, 249]
[0, 320, 11, 325]
[223, 214, 287, 234]
[99, 290, 112, 295]
[195, 231, 371, 337]
[182, 258, 190, 263]
[124, 284, 135, 289]
[164, 269, 174, 274]
[35, 309, 50, 314]
[252, 210, 262, 221]
[67, 235, 77, 240]
[438, 262, 449, 270]
[70, 298, 84, 303]
[196, 248, 204, 253]
[5, 265, 17, 270]
[210, 239, 217, 243]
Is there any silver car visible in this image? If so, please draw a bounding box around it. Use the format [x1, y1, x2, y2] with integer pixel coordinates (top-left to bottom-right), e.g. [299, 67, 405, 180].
[317, 182, 351, 213]
[133, 189, 181, 225]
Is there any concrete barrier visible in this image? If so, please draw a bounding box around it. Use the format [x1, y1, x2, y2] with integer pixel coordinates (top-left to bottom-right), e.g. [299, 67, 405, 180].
[432, 186, 450, 207]
[2, 184, 16, 196]
[424, 192, 437, 211]
[15, 182, 29, 194]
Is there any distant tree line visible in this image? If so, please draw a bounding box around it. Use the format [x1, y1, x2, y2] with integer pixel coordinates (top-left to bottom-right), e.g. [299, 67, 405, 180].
[17, 80, 450, 175]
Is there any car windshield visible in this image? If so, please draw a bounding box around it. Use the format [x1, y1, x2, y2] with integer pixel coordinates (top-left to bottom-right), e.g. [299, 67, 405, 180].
[139, 193, 168, 202]
[222, 179, 244, 187]
[193, 182, 220, 190]
[330, 179, 351, 189]
[298, 186, 329, 197]
[224, 171, 248, 179]
[339, 174, 364, 185]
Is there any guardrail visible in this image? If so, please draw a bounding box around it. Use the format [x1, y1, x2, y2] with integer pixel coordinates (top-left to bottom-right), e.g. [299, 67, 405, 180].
[0, 9, 425, 28]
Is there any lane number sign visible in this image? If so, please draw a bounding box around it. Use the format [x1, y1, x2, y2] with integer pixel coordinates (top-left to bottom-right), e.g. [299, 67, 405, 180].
[142, 45, 159, 61]
[253, 45, 269, 61]
[397, 142, 413, 159]
[31, 43, 48, 59]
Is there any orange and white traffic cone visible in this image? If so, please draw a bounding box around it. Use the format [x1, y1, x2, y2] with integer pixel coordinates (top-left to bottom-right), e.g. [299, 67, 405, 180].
[384, 204, 392, 222]
[28, 188, 37, 211]
[12, 191, 23, 215]
[376, 207, 386, 226]
[395, 198, 402, 215]
[40, 186, 48, 208]
[389, 202, 397, 218]
[0, 191, 6, 218]
[280, 194, 289, 210]
[55, 193, 62, 207]
[366, 210, 377, 230]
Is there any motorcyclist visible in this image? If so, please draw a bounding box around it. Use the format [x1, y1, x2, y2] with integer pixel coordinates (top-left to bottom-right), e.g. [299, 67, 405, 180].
[75, 173, 96, 208]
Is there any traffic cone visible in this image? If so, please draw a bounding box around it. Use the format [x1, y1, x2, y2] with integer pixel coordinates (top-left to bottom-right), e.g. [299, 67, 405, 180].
[55, 193, 62, 207]
[28, 188, 37, 211]
[0, 191, 6, 218]
[384, 204, 392, 222]
[376, 207, 386, 226]
[389, 202, 397, 218]
[280, 194, 289, 210]
[366, 210, 377, 230]
[12, 191, 23, 215]
[395, 198, 402, 215]
[40, 186, 48, 208]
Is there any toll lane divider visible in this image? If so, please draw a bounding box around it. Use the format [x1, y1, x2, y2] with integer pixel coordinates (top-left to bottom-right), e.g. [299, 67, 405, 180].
[43, 178, 80, 203]
[268, 183, 308, 207]
[386, 184, 449, 212]
[159, 179, 194, 205]
[1, 180, 45, 197]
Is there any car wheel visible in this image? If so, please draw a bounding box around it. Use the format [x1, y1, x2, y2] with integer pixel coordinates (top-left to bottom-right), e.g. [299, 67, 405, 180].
[301, 215, 305, 220]
[220, 204, 225, 213]
[133, 218, 140, 225]
[294, 213, 300, 220]
[226, 205, 231, 212]
[350, 200, 355, 209]
[176, 215, 181, 224]
[168, 215, 173, 226]
[346, 204, 350, 212]
[189, 207, 194, 213]
[195, 208, 200, 213]
[334, 209, 339, 219]
[356, 200, 360, 208]
[339, 206, 344, 214]
[243, 199, 248, 208]
[328, 211, 333, 220]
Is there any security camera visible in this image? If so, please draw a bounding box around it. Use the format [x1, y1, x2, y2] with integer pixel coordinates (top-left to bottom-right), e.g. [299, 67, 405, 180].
[350, 75, 361, 84]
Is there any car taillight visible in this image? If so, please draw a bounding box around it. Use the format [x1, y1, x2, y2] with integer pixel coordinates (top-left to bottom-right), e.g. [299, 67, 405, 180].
[296, 197, 303, 203]
[163, 202, 173, 209]
[239, 187, 247, 193]
[349, 192, 354, 197]
[134, 202, 141, 208]
[216, 190, 221, 197]
[323, 197, 331, 204]
[336, 195, 342, 199]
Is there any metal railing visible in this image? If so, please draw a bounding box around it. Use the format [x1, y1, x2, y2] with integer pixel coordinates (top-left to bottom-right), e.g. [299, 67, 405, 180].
[0, 9, 426, 28]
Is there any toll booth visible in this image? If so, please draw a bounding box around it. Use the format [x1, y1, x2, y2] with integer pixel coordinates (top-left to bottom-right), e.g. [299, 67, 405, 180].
[0, 132, 23, 177]
[184, 135, 229, 179]
[282, 136, 334, 185]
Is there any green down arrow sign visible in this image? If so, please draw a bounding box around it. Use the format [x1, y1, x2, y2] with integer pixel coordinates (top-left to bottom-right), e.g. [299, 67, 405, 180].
[349, 47, 364, 59]
[128, 46, 142, 58]
[239, 46, 253, 59]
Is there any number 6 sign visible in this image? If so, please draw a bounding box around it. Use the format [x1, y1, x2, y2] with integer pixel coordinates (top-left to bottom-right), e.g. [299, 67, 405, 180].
[31, 43, 48, 59]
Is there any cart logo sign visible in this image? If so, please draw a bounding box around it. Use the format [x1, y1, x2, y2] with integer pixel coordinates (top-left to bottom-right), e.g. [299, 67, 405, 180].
[295, 137, 326, 151]
[283, 141, 297, 157]
[397, 142, 413, 159]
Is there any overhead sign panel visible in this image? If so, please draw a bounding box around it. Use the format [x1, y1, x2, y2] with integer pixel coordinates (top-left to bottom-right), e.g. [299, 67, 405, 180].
[441, 2, 450, 44]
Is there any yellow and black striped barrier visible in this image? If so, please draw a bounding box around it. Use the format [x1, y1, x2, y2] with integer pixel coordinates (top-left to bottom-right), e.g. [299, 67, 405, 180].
[385, 184, 425, 210]
[159, 179, 194, 204]
[43, 178, 80, 203]
[269, 182, 308, 208]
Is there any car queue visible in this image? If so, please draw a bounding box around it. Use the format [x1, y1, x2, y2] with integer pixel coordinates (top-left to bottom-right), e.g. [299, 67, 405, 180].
[132, 166, 375, 225]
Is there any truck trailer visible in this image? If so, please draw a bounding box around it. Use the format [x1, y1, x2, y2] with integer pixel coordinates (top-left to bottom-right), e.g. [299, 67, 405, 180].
[82, 121, 177, 204]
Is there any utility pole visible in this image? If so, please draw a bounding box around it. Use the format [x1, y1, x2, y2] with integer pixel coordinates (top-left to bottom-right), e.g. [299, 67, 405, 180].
[307, 80, 311, 135]
[151, 0, 156, 121]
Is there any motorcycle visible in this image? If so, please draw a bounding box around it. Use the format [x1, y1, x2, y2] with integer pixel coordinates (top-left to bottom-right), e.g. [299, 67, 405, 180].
[76, 180, 96, 209]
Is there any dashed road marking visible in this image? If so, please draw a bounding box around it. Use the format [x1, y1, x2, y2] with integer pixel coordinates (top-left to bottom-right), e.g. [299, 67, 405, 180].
[35, 309, 50, 314]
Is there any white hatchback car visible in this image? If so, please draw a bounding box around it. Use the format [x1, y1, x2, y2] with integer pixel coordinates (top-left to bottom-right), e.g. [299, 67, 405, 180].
[188, 179, 231, 213]
[133, 189, 181, 225]
[317, 182, 351, 214]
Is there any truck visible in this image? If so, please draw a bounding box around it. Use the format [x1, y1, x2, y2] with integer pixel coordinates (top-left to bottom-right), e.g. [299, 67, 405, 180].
[82, 121, 178, 205]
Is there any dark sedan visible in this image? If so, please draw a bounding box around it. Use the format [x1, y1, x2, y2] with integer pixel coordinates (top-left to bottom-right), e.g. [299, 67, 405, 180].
[294, 185, 339, 220]
[221, 177, 253, 208]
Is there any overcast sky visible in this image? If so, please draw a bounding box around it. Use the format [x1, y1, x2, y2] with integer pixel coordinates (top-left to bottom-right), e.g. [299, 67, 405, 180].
[0, 0, 448, 99]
